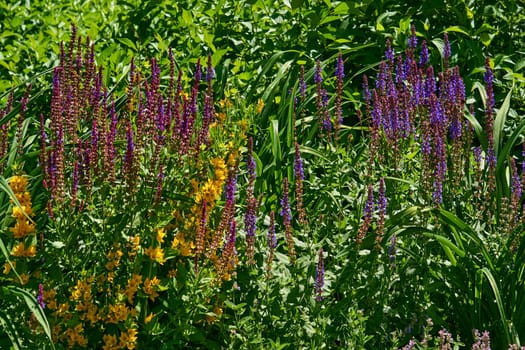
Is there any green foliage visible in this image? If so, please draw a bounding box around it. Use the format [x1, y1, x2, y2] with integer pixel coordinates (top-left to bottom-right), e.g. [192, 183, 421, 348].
[1, 1, 525, 349]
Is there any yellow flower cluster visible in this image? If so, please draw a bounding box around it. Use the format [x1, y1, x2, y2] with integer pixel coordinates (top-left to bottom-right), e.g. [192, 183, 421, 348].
[10, 242, 36, 258]
[127, 235, 140, 261]
[194, 157, 227, 206]
[9, 175, 36, 238]
[143, 276, 161, 301]
[171, 231, 194, 257]
[173, 157, 227, 258]
[9, 176, 36, 238]
[44, 288, 58, 310]
[106, 303, 134, 324]
[64, 323, 88, 348]
[119, 327, 138, 350]
[145, 227, 167, 264]
[103, 327, 138, 350]
[106, 244, 124, 271]
[4, 174, 38, 285]
[144, 246, 165, 264]
[124, 274, 142, 304]
[106, 244, 124, 282]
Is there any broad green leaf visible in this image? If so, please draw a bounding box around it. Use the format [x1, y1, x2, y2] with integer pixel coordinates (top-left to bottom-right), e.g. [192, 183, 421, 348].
[443, 26, 471, 37]
[117, 38, 137, 51]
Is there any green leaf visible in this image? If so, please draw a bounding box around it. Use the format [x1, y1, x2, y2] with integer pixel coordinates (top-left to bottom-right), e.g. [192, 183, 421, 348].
[479, 268, 514, 346]
[443, 26, 471, 37]
[493, 84, 513, 157]
[434, 209, 494, 271]
[182, 9, 193, 26]
[422, 232, 466, 266]
[117, 38, 137, 51]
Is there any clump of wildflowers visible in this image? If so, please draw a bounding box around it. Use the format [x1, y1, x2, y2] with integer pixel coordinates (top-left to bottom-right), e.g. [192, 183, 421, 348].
[472, 329, 491, 350]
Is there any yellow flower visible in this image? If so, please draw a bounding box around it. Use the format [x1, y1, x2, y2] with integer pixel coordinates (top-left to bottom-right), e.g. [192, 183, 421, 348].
[3, 261, 14, 274]
[45, 288, 57, 310]
[171, 236, 180, 249]
[179, 241, 195, 257]
[15, 191, 33, 209]
[120, 327, 138, 350]
[8, 175, 28, 193]
[144, 312, 155, 324]
[107, 303, 131, 324]
[25, 244, 36, 257]
[144, 246, 165, 264]
[11, 242, 36, 258]
[53, 302, 70, 318]
[106, 246, 123, 270]
[86, 304, 98, 324]
[190, 178, 199, 194]
[228, 153, 237, 167]
[124, 274, 142, 304]
[10, 219, 35, 238]
[19, 273, 30, 285]
[211, 157, 226, 178]
[103, 334, 119, 350]
[216, 112, 226, 122]
[70, 279, 92, 302]
[65, 323, 87, 348]
[12, 205, 33, 220]
[143, 276, 161, 301]
[128, 236, 140, 260]
[218, 97, 233, 109]
[11, 242, 25, 257]
[156, 228, 166, 244]
[256, 98, 265, 113]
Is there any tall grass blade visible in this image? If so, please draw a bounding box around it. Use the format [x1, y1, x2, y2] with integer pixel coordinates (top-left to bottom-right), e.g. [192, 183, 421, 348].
[480, 267, 514, 346]
[0, 308, 21, 350]
[493, 84, 513, 157]
[6, 286, 56, 349]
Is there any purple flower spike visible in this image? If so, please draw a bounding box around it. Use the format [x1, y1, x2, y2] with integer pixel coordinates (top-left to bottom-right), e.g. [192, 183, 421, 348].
[37, 283, 45, 309]
[315, 248, 325, 301]
[280, 177, 295, 263]
[294, 142, 306, 224]
[299, 64, 307, 100]
[335, 52, 345, 130]
[419, 40, 428, 67]
[385, 38, 394, 65]
[409, 24, 417, 50]
[314, 59, 323, 84]
[484, 57, 495, 116]
[443, 33, 451, 68]
[376, 177, 387, 244]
